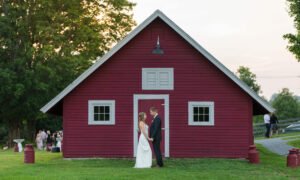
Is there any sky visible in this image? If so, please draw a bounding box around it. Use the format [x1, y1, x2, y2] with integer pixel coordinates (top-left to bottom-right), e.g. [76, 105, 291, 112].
[132, 0, 300, 100]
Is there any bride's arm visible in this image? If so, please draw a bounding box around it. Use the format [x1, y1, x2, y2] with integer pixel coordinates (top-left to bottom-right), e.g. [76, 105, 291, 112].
[139, 122, 149, 139]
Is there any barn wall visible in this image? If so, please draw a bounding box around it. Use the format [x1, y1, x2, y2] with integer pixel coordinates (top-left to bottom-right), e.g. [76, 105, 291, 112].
[63, 18, 253, 158]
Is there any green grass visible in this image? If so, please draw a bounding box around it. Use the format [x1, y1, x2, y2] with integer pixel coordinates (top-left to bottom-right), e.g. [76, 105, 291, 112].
[282, 135, 300, 141]
[287, 139, 300, 148]
[0, 145, 299, 180]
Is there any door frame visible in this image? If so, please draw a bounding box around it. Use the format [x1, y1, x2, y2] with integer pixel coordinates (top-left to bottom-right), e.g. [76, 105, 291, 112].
[133, 94, 170, 157]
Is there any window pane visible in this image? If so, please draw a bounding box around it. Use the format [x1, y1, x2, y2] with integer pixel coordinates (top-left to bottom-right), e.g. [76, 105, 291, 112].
[199, 115, 204, 121]
[94, 106, 99, 113]
[204, 107, 209, 114]
[204, 115, 209, 122]
[99, 114, 105, 121]
[99, 106, 104, 113]
[193, 115, 199, 122]
[105, 114, 110, 121]
[193, 107, 198, 114]
[199, 107, 204, 114]
[94, 114, 98, 121]
[105, 106, 110, 113]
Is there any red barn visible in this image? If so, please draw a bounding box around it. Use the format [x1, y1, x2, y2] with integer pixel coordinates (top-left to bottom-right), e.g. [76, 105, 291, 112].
[41, 10, 274, 158]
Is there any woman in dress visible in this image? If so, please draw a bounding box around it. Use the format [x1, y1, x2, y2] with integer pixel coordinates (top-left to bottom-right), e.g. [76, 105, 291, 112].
[134, 112, 152, 168]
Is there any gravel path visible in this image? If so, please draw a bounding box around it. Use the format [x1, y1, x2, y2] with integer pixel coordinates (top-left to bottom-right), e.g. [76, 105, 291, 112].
[255, 135, 300, 156]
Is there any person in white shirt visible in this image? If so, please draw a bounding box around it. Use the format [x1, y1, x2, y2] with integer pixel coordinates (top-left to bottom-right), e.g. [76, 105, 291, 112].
[41, 130, 47, 150]
[264, 114, 271, 138]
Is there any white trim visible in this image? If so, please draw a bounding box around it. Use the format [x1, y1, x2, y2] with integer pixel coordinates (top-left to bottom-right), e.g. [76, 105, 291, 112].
[133, 94, 169, 157]
[188, 101, 214, 126]
[142, 68, 174, 90]
[88, 100, 115, 125]
[40, 10, 274, 114]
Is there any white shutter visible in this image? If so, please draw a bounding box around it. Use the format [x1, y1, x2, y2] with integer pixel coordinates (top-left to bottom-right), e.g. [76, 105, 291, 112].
[142, 68, 174, 90]
[146, 72, 157, 88]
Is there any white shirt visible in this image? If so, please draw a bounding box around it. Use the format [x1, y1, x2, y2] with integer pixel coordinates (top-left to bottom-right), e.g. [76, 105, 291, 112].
[41, 131, 47, 140]
[264, 114, 270, 124]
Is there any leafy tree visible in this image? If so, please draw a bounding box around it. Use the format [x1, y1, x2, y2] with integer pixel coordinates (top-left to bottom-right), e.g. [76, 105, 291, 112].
[0, 0, 136, 146]
[284, 0, 300, 61]
[271, 88, 300, 119]
[236, 66, 261, 94]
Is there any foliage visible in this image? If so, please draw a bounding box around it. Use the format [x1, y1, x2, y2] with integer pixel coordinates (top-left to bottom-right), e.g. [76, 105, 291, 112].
[271, 88, 300, 119]
[0, 0, 136, 145]
[284, 0, 300, 61]
[236, 66, 261, 94]
[253, 115, 264, 123]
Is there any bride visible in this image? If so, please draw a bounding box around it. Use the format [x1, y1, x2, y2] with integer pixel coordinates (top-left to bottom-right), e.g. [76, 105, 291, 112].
[134, 112, 152, 168]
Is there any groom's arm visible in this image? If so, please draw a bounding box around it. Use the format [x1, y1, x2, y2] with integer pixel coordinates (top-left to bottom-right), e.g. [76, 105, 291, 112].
[151, 117, 160, 140]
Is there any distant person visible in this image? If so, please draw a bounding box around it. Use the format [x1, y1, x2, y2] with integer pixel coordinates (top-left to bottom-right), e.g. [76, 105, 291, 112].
[264, 113, 271, 138]
[36, 130, 43, 150]
[270, 113, 279, 137]
[41, 129, 47, 150]
[46, 130, 53, 151]
[56, 133, 62, 150]
[52, 132, 58, 146]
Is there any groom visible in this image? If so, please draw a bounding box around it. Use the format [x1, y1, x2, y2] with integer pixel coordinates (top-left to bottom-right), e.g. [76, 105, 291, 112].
[149, 107, 164, 167]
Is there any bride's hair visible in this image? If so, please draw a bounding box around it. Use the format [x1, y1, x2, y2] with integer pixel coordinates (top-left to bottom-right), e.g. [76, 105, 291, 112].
[138, 112, 146, 123]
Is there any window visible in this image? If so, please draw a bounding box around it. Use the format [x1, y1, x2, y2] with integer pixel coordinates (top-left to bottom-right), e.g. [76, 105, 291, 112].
[188, 102, 214, 126]
[142, 68, 174, 90]
[88, 100, 115, 125]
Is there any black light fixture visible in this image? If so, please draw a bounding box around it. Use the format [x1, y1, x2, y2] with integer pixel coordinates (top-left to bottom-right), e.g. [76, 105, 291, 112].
[152, 36, 164, 55]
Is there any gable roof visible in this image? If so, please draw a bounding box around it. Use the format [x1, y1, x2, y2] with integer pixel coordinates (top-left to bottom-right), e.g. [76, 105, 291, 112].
[41, 10, 274, 114]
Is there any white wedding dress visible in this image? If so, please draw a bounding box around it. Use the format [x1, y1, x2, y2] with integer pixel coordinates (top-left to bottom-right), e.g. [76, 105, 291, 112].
[134, 125, 152, 168]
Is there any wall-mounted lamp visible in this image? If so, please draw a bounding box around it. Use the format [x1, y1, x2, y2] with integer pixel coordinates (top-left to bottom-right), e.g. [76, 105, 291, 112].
[152, 36, 164, 55]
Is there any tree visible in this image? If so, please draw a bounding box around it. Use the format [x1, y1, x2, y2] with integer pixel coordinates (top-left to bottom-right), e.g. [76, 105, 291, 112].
[236, 66, 261, 94]
[271, 88, 300, 119]
[283, 0, 300, 61]
[0, 0, 136, 146]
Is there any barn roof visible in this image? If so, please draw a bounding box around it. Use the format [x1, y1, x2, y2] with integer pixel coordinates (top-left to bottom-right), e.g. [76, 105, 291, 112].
[41, 10, 274, 115]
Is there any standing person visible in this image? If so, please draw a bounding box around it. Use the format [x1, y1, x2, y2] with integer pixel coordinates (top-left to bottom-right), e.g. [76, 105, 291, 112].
[36, 130, 43, 150]
[41, 129, 47, 150]
[264, 113, 271, 138]
[270, 113, 279, 137]
[46, 130, 53, 151]
[53, 132, 58, 146]
[134, 112, 152, 168]
[149, 107, 163, 168]
[56, 133, 62, 150]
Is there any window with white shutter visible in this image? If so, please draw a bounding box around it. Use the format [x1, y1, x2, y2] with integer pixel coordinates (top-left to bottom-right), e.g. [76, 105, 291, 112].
[142, 68, 174, 90]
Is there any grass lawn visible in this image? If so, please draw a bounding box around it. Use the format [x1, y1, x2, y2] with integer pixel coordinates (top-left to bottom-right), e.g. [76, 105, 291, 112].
[0, 145, 300, 180]
[287, 139, 300, 148]
[282, 136, 300, 141]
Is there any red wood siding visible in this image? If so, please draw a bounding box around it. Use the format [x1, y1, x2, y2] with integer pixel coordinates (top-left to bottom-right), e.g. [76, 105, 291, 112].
[63, 18, 253, 158]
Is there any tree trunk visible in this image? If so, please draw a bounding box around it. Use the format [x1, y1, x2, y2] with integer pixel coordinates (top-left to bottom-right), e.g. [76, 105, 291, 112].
[8, 121, 20, 148]
[26, 119, 36, 142]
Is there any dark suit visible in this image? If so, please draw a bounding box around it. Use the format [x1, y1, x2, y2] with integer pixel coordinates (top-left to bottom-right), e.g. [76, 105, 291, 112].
[150, 115, 163, 167]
